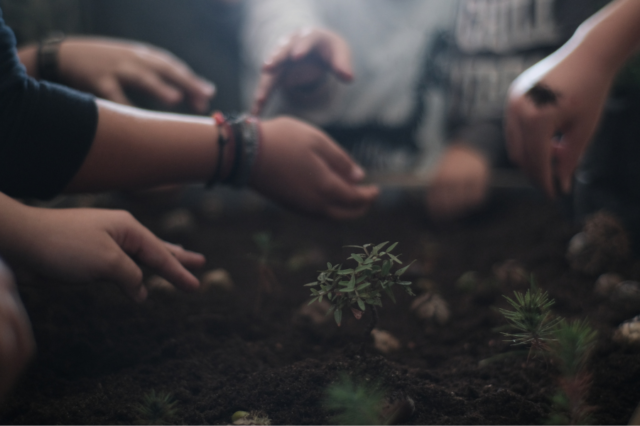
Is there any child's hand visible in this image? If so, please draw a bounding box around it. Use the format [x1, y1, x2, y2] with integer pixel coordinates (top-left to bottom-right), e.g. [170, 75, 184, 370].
[505, 48, 614, 198]
[426, 145, 490, 219]
[252, 27, 353, 115]
[58, 37, 216, 113]
[12, 207, 205, 302]
[252, 117, 379, 219]
[0, 260, 34, 401]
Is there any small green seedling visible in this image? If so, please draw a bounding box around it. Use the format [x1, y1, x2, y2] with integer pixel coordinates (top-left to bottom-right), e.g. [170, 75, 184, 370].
[323, 374, 413, 425]
[499, 278, 562, 358]
[252, 231, 279, 293]
[135, 390, 178, 425]
[305, 242, 415, 329]
[324, 374, 385, 425]
[232, 410, 271, 425]
[546, 319, 598, 425]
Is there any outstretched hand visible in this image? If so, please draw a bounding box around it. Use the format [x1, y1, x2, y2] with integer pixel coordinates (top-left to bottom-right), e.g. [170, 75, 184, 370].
[505, 48, 614, 198]
[15, 207, 205, 302]
[252, 117, 379, 219]
[57, 37, 215, 113]
[252, 27, 353, 115]
[0, 260, 34, 401]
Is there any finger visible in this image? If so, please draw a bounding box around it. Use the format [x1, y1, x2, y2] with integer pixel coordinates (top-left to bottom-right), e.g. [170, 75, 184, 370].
[312, 134, 367, 182]
[512, 104, 558, 197]
[320, 169, 380, 210]
[554, 126, 592, 194]
[291, 30, 320, 60]
[252, 71, 281, 115]
[96, 78, 133, 106]
[263, 34, 298, 71]
[152, 59, 216, 112]
[120, 227, 201, 293]
[104, 249, 148, 302]
[163, 242, 206, 269]
[325, 35, 354, 82]
[122, 69, 183, 105]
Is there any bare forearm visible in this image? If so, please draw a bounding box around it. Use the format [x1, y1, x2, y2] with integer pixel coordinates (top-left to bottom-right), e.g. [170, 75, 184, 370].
[65, 99, 222, 192]
[571, 0, 640, 75]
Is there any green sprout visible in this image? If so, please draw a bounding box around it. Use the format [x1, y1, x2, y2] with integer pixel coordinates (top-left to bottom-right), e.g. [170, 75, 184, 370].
[323, 374, 385, 425]
[304, 242, 415, 328]
[499, 278, 562, 357]
[232, 410, 272, 425]
[251, 231, 280, 297]
[134, 390, 178, 425]
[546, 319, 598, 425]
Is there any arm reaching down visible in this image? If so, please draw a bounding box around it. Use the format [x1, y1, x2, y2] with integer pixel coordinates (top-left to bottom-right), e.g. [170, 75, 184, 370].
[505, 0, 640, 197]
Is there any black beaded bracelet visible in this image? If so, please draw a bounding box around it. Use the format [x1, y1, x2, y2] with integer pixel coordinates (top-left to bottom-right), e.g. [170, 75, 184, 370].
[37, 31, 65, 83]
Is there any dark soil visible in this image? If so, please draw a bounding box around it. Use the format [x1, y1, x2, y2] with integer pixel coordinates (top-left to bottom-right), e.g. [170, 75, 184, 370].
[3, 189, 640, 425]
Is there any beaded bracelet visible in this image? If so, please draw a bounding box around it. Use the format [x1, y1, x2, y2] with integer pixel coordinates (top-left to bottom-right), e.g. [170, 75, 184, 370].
[207, 113, 261, 188]
[206, 112, 233, 188]
[222, 114, 261, 188]
[37, 32, 65, 83]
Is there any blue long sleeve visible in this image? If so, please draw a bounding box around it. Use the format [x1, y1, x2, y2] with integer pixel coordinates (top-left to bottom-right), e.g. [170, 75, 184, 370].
[0, 7, 97, 199]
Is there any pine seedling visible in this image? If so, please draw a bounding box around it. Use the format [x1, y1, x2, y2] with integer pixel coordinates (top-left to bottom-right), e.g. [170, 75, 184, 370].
[232, 410, 272, 425]
[546, 319, 598, 425]
[323, 374, 386, 425]
[304, 242, 415, 328]
[499, 278, 562, 358]
[135, 390, 178, 425]
[252, 231, 279, 293]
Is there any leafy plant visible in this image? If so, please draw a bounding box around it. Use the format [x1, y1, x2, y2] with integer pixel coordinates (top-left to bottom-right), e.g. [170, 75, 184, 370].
[546, 319, 598, 425]
[135, 390, 178, 425]
[499, 278, 562, 358]
[323, 374, 386, 425]
[305, 242, 415, 327]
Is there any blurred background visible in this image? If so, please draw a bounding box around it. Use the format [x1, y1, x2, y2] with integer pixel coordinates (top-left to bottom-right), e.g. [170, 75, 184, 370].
[0, 0, 243, 113]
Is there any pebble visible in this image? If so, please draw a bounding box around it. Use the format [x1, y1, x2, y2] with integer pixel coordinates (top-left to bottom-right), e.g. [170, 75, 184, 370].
[492, 259, 527, 285]
[297, 300, 332, 325]
[566, 211, 630, 275]
[286, 248, 326, 272]
[200, 269, 234, 292]
[594, 273, 623, 297]
[611, 281, 640, 303]
[146, 275, 175, 292]
[614, 315, 640, 345]
[411, 292, 450, 325]
[161, 208, 195, 234]
[456, 271, 477, 293]
[371, 329, 401, 354]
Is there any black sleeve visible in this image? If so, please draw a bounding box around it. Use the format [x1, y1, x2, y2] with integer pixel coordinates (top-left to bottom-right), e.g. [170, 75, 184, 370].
[0, 8, 98, 199]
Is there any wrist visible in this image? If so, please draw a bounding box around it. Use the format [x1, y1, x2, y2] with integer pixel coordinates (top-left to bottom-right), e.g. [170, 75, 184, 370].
[206, 113, 262, 188]
[36, 32, 65, 83]
[17, 45, 38, 77]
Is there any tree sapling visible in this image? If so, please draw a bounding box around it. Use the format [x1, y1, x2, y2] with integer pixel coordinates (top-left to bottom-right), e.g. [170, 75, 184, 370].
[547, 319, 598, 425]
[499, 278, 562, 360]
[304, 242, 415, 333]
[134, 390, 178, 425]
[252, 231, 279, 293]
[323, 374, 414, 425]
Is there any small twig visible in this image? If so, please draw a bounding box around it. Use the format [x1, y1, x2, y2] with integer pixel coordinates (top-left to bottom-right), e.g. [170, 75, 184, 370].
[364, 307, 379, 339]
